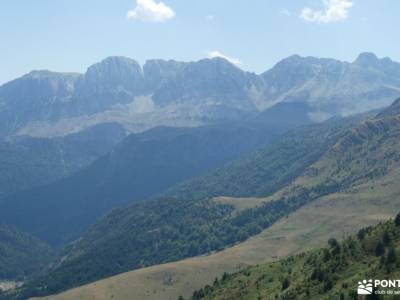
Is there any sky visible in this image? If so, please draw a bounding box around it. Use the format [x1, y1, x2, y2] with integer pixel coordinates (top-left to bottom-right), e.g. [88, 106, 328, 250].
[0, 0, 399, 84]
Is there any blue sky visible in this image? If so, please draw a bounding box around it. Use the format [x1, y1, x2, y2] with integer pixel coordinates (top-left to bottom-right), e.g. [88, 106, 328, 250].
[0, 0, 399, 84]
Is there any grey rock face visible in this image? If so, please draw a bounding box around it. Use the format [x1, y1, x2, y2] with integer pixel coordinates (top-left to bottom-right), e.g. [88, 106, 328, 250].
[73, 57, 146, 114]
[143, 59, 188, 91]
[153, 58, 255, 105]
[0, 71, 79, 135]
[260, 53, 400, 115]
[152, 57, 261, 122]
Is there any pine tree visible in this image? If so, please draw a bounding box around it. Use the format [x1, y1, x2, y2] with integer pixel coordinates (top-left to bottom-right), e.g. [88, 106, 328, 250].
[383, 230, 391, 245]
[395, 213, 400, 226]
[213, 277, 219, 287]
[375, 241, 385, 256]
[282, 278, 290, 290]
[387, 248, 397, 264]
[323, 279, 333, 292]
[328, 238, 338, 248]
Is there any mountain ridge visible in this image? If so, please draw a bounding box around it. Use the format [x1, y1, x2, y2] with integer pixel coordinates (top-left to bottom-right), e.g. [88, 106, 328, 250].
[1, 53, 400, 138]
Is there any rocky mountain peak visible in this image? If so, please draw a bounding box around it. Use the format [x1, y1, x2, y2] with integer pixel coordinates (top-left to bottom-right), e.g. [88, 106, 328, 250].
[354, 52, 380, 67]
[83, 56, 144, 85]
[25, 70, 80, 80]
[198, 57, 240, 70]
[143, 59, 188, 90]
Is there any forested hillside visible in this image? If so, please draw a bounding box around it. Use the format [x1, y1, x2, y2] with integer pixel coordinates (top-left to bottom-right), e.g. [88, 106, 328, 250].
[0, 225, 53, 281]
[0, 122, 126, 199]
[189, 213, 400, 300]
[167, 115, 366, 200]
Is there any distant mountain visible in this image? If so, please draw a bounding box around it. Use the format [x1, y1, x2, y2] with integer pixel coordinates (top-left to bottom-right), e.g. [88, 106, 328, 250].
[72, 57, 146, 114]
[0, 122, 126, 199]
[1, 53, 399, 138]
[152, 58, 261, 118]
[143, 59, 188, 91]
[261, 53, 400, 115]
[249, 101, 315, 131]
[0, 224, 53, 281]
[0, 71, 79, 136]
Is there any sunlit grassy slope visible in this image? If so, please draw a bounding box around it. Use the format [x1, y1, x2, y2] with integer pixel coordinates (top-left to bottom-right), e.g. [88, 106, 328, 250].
[194, 211, 400, 300]
[35, 168, 400, 300]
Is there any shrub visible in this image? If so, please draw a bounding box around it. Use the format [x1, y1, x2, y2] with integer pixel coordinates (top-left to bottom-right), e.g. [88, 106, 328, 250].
[282, 278, 290, 290]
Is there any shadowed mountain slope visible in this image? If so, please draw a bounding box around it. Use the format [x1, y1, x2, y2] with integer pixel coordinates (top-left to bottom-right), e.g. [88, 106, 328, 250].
[0, 120, 280, 245]
[0, 122, 126, 199]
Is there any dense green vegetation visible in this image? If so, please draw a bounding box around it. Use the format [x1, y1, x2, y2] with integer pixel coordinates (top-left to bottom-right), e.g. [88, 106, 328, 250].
[0, 225, 53, 281]
[187, 213, 400, 300]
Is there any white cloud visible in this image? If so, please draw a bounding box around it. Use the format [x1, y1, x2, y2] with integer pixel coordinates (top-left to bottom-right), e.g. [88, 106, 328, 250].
[300, 0, 353, 23]
[207, 50, 242, 66]
[127, 0, 175, 23]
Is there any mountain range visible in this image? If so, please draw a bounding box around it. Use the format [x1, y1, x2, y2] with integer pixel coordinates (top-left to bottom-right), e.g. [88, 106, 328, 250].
[1, 53, 399, 138]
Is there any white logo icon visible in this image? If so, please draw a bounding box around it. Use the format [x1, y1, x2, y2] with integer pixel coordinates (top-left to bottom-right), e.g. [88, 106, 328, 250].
[358, 279, 373, 295]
